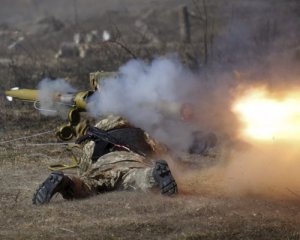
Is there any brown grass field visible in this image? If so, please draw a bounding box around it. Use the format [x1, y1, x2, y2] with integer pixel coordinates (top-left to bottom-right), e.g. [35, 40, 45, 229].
[1, 0, 300, 239]
[1, 108, 300, 239]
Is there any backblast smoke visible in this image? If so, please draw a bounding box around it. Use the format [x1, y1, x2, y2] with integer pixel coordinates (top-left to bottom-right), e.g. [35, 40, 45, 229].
[36, 0, 300, 201]
[169, 0, 300, 200]
[87, 56, 236, 152]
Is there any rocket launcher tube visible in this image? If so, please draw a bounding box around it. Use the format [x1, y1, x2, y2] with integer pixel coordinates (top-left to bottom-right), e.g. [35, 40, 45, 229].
[73, 91, 94, 111]
[5, 88, 94, 112]
[54, 90, 94, 111]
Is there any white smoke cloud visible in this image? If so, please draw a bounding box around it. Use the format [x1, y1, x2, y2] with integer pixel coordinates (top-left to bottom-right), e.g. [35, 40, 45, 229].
[87, 56, 217, 151]
[37, 78, 77, 117]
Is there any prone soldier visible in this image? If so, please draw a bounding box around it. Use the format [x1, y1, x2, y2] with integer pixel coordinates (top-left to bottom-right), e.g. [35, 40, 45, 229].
[33, 115, 177, 205]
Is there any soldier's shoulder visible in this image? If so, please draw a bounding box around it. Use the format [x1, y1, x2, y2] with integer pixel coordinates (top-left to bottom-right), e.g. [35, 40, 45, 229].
[95, 115, 132, 130]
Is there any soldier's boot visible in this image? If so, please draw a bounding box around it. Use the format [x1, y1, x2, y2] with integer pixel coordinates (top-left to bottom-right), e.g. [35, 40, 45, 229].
[153, 160, 177, 196]
[32, 171, 91, 205]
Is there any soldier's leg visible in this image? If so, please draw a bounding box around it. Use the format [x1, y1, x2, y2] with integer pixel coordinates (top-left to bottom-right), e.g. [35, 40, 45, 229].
[122, 167, 157, 191]
[33, 161, 125, 205]
[122, 160, 177, 195]
[33, 171, 93, 205]
[78, 156, 178, 196]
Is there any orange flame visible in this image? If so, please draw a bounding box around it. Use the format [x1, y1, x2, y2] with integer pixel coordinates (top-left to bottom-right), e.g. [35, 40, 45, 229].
[233, 87, 300, 141]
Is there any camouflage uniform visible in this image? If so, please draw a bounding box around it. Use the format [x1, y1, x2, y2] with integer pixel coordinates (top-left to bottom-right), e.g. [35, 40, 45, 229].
[32, 115, 176, 205]
[72, 115, 164, 196]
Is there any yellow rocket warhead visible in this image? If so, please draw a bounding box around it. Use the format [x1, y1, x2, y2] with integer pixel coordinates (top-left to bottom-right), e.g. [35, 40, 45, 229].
[5, 88, 38, 102]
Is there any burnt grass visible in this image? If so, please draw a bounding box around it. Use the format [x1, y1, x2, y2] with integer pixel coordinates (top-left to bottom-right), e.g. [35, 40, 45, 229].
[1, 0, 300, 239]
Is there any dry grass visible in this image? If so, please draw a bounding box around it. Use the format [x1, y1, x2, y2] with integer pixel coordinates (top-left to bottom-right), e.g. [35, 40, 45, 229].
[1, 111, 300, 239]
[1, 1, 300, 239]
